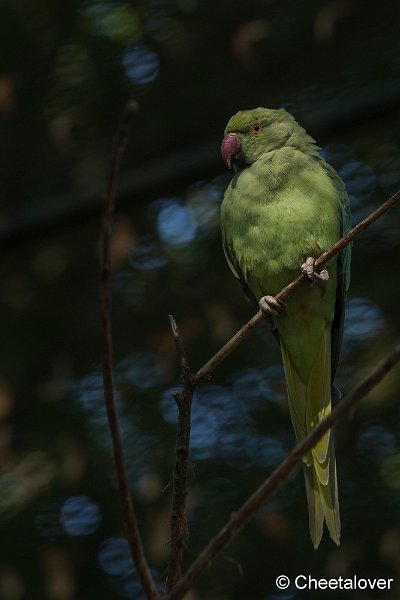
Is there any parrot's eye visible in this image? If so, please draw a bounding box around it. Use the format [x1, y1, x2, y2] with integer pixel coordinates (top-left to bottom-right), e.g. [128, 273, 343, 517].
[250, 123, 262, 134]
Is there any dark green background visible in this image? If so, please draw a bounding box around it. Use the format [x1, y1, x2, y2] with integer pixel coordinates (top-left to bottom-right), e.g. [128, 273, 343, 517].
[0, 0, 400, 598]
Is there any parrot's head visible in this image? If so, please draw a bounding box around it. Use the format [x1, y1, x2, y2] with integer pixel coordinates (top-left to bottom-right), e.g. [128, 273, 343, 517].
[221, 107, 298, 170]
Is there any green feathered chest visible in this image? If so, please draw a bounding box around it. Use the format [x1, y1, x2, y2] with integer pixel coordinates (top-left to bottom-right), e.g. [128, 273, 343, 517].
[221, 147, 342, 299]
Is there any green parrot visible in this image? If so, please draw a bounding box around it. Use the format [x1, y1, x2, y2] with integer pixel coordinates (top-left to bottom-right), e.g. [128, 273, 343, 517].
[220, 107, 351, 548]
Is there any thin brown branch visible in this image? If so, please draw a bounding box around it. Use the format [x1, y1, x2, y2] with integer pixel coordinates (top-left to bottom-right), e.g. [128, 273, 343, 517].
[100, 101, 160, 600]
[164, 344, 400, 600]
[166, 317, 195, 591]
[194, 189, 400, 384]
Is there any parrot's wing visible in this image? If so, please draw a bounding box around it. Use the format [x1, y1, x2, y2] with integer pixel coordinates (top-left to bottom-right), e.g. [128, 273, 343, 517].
[329, 174, 352, 382]
[222, 227, 257, 305]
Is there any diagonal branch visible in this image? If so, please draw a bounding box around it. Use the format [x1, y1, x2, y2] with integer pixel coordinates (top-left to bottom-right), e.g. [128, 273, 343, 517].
[164, 343, 400, 600]
[194, 188, 400, 384]
[100, 100, 160, 600]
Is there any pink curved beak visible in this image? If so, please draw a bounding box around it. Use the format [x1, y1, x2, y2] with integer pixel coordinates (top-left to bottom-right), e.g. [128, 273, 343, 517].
[221, 133, 242, 169]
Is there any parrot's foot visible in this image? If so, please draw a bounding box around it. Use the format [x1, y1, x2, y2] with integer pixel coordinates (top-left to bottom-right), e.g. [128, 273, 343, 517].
[259, 295, 285, 317]
[301, 257, 329, 286]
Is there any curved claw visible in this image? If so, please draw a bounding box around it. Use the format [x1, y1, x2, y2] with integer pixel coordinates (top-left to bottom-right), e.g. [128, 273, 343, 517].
[301, 257, 329, 286]
[259, 295, 285, 317]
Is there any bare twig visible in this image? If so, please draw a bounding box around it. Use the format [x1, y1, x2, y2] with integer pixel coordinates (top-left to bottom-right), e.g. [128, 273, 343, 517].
[194, 189, 400, 384]
[166, 317, 195, 591]
[164, 344, 400, 600]
[100, 101, 160, 600]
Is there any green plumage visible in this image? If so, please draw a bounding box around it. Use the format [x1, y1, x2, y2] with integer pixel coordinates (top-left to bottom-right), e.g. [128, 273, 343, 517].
[221, 107, 351, 548]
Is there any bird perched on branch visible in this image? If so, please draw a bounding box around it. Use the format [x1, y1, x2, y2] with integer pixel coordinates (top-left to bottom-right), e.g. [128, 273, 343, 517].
[220, 107, 351, 548]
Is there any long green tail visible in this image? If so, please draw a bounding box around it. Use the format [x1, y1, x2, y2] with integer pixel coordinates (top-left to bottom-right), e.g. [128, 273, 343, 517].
[280, 328, 340, 549]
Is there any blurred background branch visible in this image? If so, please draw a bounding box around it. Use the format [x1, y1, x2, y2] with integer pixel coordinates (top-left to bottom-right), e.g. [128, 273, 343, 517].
[1, 87, 400, 249]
